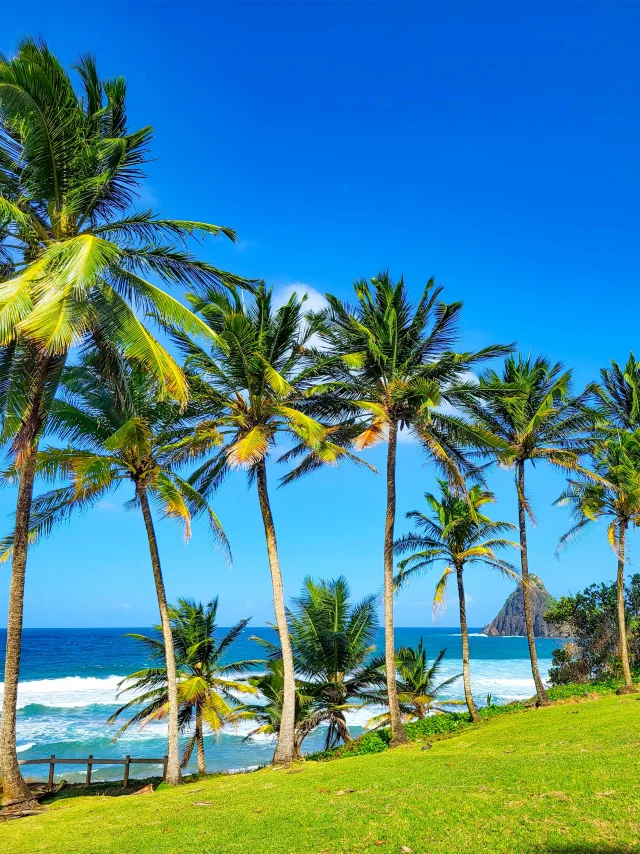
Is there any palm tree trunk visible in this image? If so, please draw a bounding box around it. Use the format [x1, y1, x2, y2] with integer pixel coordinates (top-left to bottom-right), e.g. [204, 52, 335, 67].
[615, 521, 636, 692]
[516, 460, 550, 706]
[1, 355, 54, 808]
[384, 420, 408, 746]
[455, 563, 480, 722]
[136, 483, 182, 785]
[255, 459, 297, 764]
[0, 445, 40, 807]
[195, 705, 206, 775]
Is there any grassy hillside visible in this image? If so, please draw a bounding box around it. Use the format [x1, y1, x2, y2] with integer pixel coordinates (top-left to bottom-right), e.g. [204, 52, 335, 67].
[3, 694, 640, 854]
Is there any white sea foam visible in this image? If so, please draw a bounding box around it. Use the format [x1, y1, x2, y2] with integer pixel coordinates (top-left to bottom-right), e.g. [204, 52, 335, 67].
[16, 742, 35, 753]
[1, 675, 125, 710]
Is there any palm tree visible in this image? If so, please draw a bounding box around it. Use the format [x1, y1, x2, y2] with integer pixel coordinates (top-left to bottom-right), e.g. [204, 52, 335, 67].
[394, 482, 519, 721]
[0, 357, 229, 785]
[366, 641, 464, 728]
[287, 576, 383, 750]
[556, 431, 640, 693]
[463, 355, 594, 706]
[315, 272, 510, 743]
[243, 660, 315, 759]
[590, 352, 640, 429]
[183, 285, 372, 764]
[0, 40, 242, 802]
[109, 598, 260, 775]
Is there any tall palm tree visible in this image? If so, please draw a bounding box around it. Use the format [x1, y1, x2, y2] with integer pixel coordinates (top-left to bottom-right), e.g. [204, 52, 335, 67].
[590, 352, 640, 429]
[0, 357, 229, 785]
[0, 40, 242, 802]
[556, 431, 640, 693]
[315, 272, 510, 743]
[366, 642, 463, 728]
[109, 598, 260, 775]
[394, 482, 519, 721]
[183, 285, 372, 764]
[463, 355, 594, 706]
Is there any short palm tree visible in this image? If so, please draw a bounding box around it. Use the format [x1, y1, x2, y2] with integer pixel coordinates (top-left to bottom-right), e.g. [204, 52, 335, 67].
[366, 642, 463, 728]
[0, 357, 228, 784]
[316, 272, 510, 743]
[395, 482, 519, 721]
[109, 598, 260, 774]
[590, 352, 640, 430]
[243, 659, 315, 759]
[463, 355, 594, 705]
[556, 431, 640, 692]
[183, 285, 371, 764]
[288, 576, 383, 750]
[0, 41, 241, 800]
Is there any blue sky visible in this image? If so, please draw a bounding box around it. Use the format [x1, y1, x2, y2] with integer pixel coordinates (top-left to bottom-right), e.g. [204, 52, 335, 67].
[1, 2, 639, 628]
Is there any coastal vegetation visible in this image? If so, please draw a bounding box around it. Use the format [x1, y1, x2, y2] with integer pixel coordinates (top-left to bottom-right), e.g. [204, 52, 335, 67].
[1, 39, 640, 829]
[394, 482, 519, 721]
[108, 598, 259, 775]
[1, 693, 639, 853]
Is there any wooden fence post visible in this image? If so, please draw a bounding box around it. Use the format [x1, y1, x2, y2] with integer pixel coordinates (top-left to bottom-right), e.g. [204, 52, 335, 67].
[162, 755, 168, 782]
[86, 755, 93, 786]
[123, 755, 130, 789]
[48, 754, 55, 788]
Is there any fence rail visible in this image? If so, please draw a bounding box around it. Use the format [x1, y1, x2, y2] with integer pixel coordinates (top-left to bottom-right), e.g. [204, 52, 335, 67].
[17, 755, 168, 788]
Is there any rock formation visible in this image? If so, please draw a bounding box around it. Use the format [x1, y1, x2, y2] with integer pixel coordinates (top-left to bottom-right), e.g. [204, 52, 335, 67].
[483, 575, 569, 638]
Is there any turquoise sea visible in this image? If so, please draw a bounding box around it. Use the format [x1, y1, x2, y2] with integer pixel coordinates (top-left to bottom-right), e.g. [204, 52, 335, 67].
[0, 627, 562, 782]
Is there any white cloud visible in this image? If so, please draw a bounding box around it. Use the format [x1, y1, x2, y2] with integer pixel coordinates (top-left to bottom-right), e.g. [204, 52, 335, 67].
[273, 282, 328, 313]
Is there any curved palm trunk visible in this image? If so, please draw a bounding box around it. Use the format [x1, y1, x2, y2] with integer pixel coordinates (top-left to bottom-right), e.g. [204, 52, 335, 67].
[255, 460, 297, 764]
[1, 356, 55, 808]
[615, 521, 636, 692]
[384, 421, 408, 746]
[195, 705, 206, 775]
[136, 484, 182, 785]
[0, 446, 40, 807]
[516, 461, 550, 706]
[455, 562, 480, 722]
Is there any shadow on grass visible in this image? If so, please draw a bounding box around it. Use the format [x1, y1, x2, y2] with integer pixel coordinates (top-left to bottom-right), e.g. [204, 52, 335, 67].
[39, 775, 206, 803]
[533, 847, 638, 853]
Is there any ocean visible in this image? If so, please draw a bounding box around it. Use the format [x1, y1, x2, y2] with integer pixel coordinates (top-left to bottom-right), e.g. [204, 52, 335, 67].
[0, 627, 562, 782]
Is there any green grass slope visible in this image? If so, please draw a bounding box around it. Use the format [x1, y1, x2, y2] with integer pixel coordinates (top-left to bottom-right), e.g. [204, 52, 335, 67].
[3, 694, 640, 854]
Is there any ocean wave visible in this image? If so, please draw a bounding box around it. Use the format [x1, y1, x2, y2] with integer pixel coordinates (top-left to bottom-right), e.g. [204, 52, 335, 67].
[16, 742, 35, 753]
[2, 675, 127, 710]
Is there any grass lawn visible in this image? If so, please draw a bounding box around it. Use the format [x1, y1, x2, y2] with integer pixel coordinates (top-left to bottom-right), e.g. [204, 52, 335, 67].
[2, 693, 640, 854]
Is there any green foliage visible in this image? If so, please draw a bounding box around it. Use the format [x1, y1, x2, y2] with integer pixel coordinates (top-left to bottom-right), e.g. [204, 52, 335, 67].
[253, 576, 385, 751]
[108, 597, 259, 765]
[0, 355, 227, 560]
[314, 271, 510, 480]
[545, 574, 640, 684]
[394, 481, 519, 614]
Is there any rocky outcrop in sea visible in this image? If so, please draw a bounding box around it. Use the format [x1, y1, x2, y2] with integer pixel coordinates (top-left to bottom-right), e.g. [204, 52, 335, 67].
[483, 575, 570, 638]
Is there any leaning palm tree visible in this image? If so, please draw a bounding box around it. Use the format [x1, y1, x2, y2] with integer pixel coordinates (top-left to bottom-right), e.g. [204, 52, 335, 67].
[463, 355, 594, 705]
[0, 357, 229, 785]
[394, 482, 519, 721]
[183, 285, 372, 764]
[109, 598, 259, 775]
[556, 431, 640, 693]
[315, 272, 510, 743]
[366, 642, 463, 728]
[590, 352, 640, 430]
[0, 40, 242, 801]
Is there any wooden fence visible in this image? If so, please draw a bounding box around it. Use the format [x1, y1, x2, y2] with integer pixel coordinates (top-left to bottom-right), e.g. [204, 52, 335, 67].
[17, 755, 168, 788]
